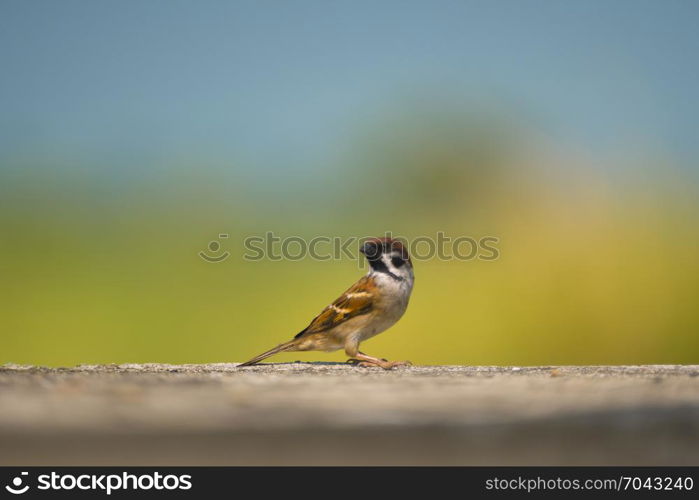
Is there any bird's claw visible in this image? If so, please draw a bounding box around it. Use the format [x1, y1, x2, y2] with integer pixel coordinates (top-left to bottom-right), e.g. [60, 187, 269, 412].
[345, 358, 412, 370]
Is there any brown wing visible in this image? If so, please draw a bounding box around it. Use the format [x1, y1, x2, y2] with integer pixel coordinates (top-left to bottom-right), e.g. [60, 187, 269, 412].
[295, 275, 376, 338]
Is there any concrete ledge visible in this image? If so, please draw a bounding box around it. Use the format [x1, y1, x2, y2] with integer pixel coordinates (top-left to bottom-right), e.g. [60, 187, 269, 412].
[1, 363, 698, 465]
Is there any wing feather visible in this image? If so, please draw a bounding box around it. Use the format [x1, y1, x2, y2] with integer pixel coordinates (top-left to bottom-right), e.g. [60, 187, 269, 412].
[295, 276, 375, 338]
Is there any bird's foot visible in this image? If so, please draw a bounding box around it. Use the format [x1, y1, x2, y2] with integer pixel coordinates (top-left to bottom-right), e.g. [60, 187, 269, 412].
[346, 358, 412, 370]
[381, 360, 412, 369]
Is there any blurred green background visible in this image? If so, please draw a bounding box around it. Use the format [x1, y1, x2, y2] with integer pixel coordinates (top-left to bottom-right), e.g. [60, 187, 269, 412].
[2, 1, 698, 366]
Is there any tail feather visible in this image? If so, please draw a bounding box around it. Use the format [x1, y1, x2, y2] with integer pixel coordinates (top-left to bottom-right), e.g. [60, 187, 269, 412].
[238, 340, 298, 367]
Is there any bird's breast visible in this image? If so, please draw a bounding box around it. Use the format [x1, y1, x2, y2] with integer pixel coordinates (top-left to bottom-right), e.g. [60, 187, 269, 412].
[358, 277, 413, 341]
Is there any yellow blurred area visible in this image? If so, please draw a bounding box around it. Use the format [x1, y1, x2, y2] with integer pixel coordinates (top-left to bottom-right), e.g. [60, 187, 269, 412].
[1, 112, 698, 367]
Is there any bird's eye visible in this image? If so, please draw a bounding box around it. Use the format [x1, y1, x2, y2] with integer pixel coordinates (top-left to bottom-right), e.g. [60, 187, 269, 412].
[391, 256, 405, 268]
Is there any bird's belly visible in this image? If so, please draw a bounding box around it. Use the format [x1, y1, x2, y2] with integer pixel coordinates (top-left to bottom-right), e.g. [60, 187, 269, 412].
[358, 316, 399, 342]
[357, 298, 408, 342]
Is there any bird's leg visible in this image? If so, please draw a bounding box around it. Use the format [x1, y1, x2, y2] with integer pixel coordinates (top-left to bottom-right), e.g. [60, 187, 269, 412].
[347, 351, 412, 370]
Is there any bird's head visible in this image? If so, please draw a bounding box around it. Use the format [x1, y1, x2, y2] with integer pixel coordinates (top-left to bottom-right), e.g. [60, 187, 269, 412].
[360, 237, 413, 280]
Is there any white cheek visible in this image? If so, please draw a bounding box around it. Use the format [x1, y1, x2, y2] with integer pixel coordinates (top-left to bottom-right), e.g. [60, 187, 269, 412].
[382, 255, 398, 274]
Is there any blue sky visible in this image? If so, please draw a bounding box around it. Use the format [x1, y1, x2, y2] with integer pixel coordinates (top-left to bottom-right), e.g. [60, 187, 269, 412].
[1, 0, 697, 180]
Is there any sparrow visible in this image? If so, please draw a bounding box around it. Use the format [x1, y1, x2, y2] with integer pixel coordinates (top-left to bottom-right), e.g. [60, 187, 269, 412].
[239, 237, 415, 369]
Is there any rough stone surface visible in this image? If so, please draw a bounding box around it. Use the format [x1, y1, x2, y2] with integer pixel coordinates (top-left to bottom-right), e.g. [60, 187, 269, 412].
[1, 363, 698, 465]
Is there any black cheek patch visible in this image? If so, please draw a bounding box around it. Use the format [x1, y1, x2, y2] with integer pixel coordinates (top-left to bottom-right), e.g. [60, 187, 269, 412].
[391, 256, 405, 268]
